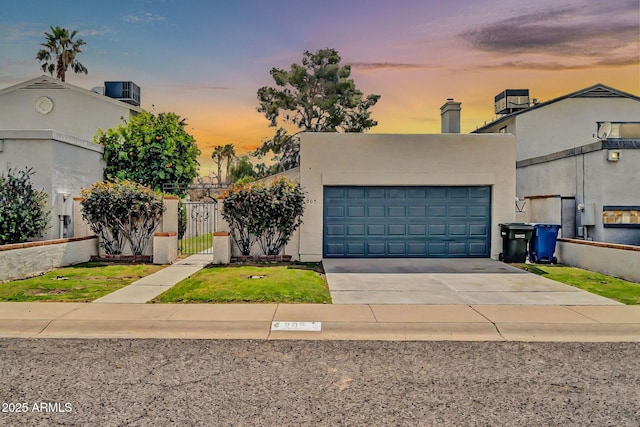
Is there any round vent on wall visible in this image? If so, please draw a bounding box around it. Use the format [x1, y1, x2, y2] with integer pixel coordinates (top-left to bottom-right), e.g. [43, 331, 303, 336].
[35, 96, 54, 115]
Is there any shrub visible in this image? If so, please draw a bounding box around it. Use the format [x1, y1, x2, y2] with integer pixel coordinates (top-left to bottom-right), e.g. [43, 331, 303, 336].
[81, 179, 165, 256]
[221, 178, 304, 256]
[0, 167, 50, 245]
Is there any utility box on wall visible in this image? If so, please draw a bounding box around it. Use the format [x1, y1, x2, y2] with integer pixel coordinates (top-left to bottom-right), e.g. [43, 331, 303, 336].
[579, 203, 596, 226]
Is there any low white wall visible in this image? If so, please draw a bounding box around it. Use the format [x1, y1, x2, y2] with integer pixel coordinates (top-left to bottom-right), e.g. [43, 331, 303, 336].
[557, 238, 640, 283]
[0, 236, 99, 281]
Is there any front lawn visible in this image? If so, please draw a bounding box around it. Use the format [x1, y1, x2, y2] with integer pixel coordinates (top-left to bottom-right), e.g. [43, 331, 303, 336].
[0, 262, 165, 302]
[152, 264, 331, 304]
[516, 264, 640, 305]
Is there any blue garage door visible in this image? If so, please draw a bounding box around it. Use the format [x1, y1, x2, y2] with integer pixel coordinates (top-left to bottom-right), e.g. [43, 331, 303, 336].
[323, 186, 491, 258]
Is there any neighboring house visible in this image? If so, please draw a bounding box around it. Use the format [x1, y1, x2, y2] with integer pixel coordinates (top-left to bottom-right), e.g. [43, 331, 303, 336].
[0, 75, 142, 240]
[473, 84, 640, 245]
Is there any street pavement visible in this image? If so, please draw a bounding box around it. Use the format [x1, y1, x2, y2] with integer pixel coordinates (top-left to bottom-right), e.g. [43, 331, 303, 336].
[0, 339, 639, 426]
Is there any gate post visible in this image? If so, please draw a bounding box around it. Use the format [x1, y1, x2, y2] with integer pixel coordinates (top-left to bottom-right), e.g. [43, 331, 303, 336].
[161, 196, 179, 233]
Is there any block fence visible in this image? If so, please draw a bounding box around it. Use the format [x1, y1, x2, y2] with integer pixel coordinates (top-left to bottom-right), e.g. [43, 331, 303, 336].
[557, 238, 640, 283]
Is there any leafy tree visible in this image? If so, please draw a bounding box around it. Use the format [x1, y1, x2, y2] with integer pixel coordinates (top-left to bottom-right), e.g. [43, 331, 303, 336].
[255, 48, 380, 170]
[0, 168, 50, 245]
[96, 111, 201, 194]
[81, 179, 165, 256]
[221, 178, 304, 256]
[229, 155, 256, 183]
[36, 26, 88, 82]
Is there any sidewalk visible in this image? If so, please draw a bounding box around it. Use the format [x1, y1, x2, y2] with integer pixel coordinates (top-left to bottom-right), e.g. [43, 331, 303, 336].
[93, 254, 212, 303]
[1, 302, 639, 342]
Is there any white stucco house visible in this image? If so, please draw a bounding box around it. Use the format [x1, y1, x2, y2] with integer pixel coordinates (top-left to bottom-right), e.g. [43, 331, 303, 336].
[473, 84, 640, 245]
[0, 75, 141, 240]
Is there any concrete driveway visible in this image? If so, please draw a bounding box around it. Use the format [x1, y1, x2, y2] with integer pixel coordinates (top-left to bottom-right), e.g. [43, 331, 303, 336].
[322, 258, 621, 305]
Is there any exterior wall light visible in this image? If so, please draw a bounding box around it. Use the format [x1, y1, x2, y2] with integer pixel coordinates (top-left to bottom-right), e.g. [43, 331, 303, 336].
[607, 150, 620, 162]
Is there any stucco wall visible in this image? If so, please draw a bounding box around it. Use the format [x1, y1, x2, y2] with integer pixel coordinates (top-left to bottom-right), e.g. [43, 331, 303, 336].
[515, 98, 640, 161]
[0, 236, 99, 282]
[557, 239, 640, 283]
[518, 149, 640, 244]
[0, 130, 106, 240]
[0, 82, 137, 141]
[298, 133, 516, 262]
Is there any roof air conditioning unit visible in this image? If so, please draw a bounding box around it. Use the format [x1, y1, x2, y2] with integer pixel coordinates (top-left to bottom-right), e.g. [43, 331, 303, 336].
[494, 89, 530, 115]
[104, 81, 141, 106]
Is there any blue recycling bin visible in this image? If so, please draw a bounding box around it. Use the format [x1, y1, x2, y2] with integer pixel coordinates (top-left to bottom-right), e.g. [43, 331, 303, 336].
[529, 224, 561, 264]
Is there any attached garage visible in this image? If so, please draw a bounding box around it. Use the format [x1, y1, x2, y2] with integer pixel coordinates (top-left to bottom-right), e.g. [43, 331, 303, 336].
[323, 186, 491, 258]
[296, 133, 516, 262]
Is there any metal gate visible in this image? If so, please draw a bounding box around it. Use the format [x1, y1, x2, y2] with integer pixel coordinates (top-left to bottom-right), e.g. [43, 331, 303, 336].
[179, 201, 217, 255]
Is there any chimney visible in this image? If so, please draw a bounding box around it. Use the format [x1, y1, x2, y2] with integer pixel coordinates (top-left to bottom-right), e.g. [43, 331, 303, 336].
[440, 98, 461, 133]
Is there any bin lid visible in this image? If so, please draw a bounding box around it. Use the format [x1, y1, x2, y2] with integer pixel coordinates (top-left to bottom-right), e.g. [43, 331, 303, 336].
[499, 223, 534, 230]
[529, 223, 562, 228]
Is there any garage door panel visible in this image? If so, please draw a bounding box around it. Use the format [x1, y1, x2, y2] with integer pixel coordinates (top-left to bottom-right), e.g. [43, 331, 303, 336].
[325, 243, 345, 256]
[324, 186, 490, 258]
[326, 224, 345, 236]
[368, 224, 385, 235]
[326, 206, 345, 217]
[408, 224, 426, 235]
[449, 206, 468, 217]
[347, 206, 365, 217]
[469, 224, 487, 236]
[407, 188, 426, 198]
[428, 242, 447, 256]
[368, 206, 385, 217]
[347, 224, 365, 236]
[388, 242, 406, 255]
[408, 206, 426, 217]
[470, 187, 489, 198]
[407, 242, 427, 255]
[449, 224, 468, 236]
[469, 242, 489, 255]
[368, 188, 385, 198]
[347, 243, 365, 256]
[367, 242, 385, 255]
[449, 187, 469, 198]
[429, 206, 447, 217]
[388, 206, 406, 217]
[429, 224, 447, 237]
[388, 188, 406, 198]
[469, 206, 488, 217]
[388, 224, 406, 235]
[347, 188, 365, 199]
[449, 242, 468, 255]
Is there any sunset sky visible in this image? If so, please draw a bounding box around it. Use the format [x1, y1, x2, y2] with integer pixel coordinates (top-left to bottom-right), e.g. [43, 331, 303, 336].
[1, 0, 638, 174]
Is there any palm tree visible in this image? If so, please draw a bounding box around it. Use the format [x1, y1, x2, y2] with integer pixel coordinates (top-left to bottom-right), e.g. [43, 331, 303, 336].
[36, 26, 88, 82]
[211, 145, 225, 184]
[222, 144, 237, 184]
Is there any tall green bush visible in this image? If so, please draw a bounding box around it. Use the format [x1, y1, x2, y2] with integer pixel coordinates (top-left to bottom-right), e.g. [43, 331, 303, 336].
[221, 178, 304, 256]
[81, 179, 165, 256]
[96, 111, 200, 194]
[0, 167, 50, 245]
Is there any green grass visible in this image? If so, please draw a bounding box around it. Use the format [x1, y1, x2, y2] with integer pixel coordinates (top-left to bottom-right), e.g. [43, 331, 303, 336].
[0, 262, 166, 302]
[179, 233, 213, 254]
[152, 264, 331, 304]
[516, 263, 640, 305]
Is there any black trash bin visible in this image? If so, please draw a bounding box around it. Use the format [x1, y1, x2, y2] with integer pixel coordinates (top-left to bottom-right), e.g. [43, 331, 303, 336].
[499, 223, 534, 263]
